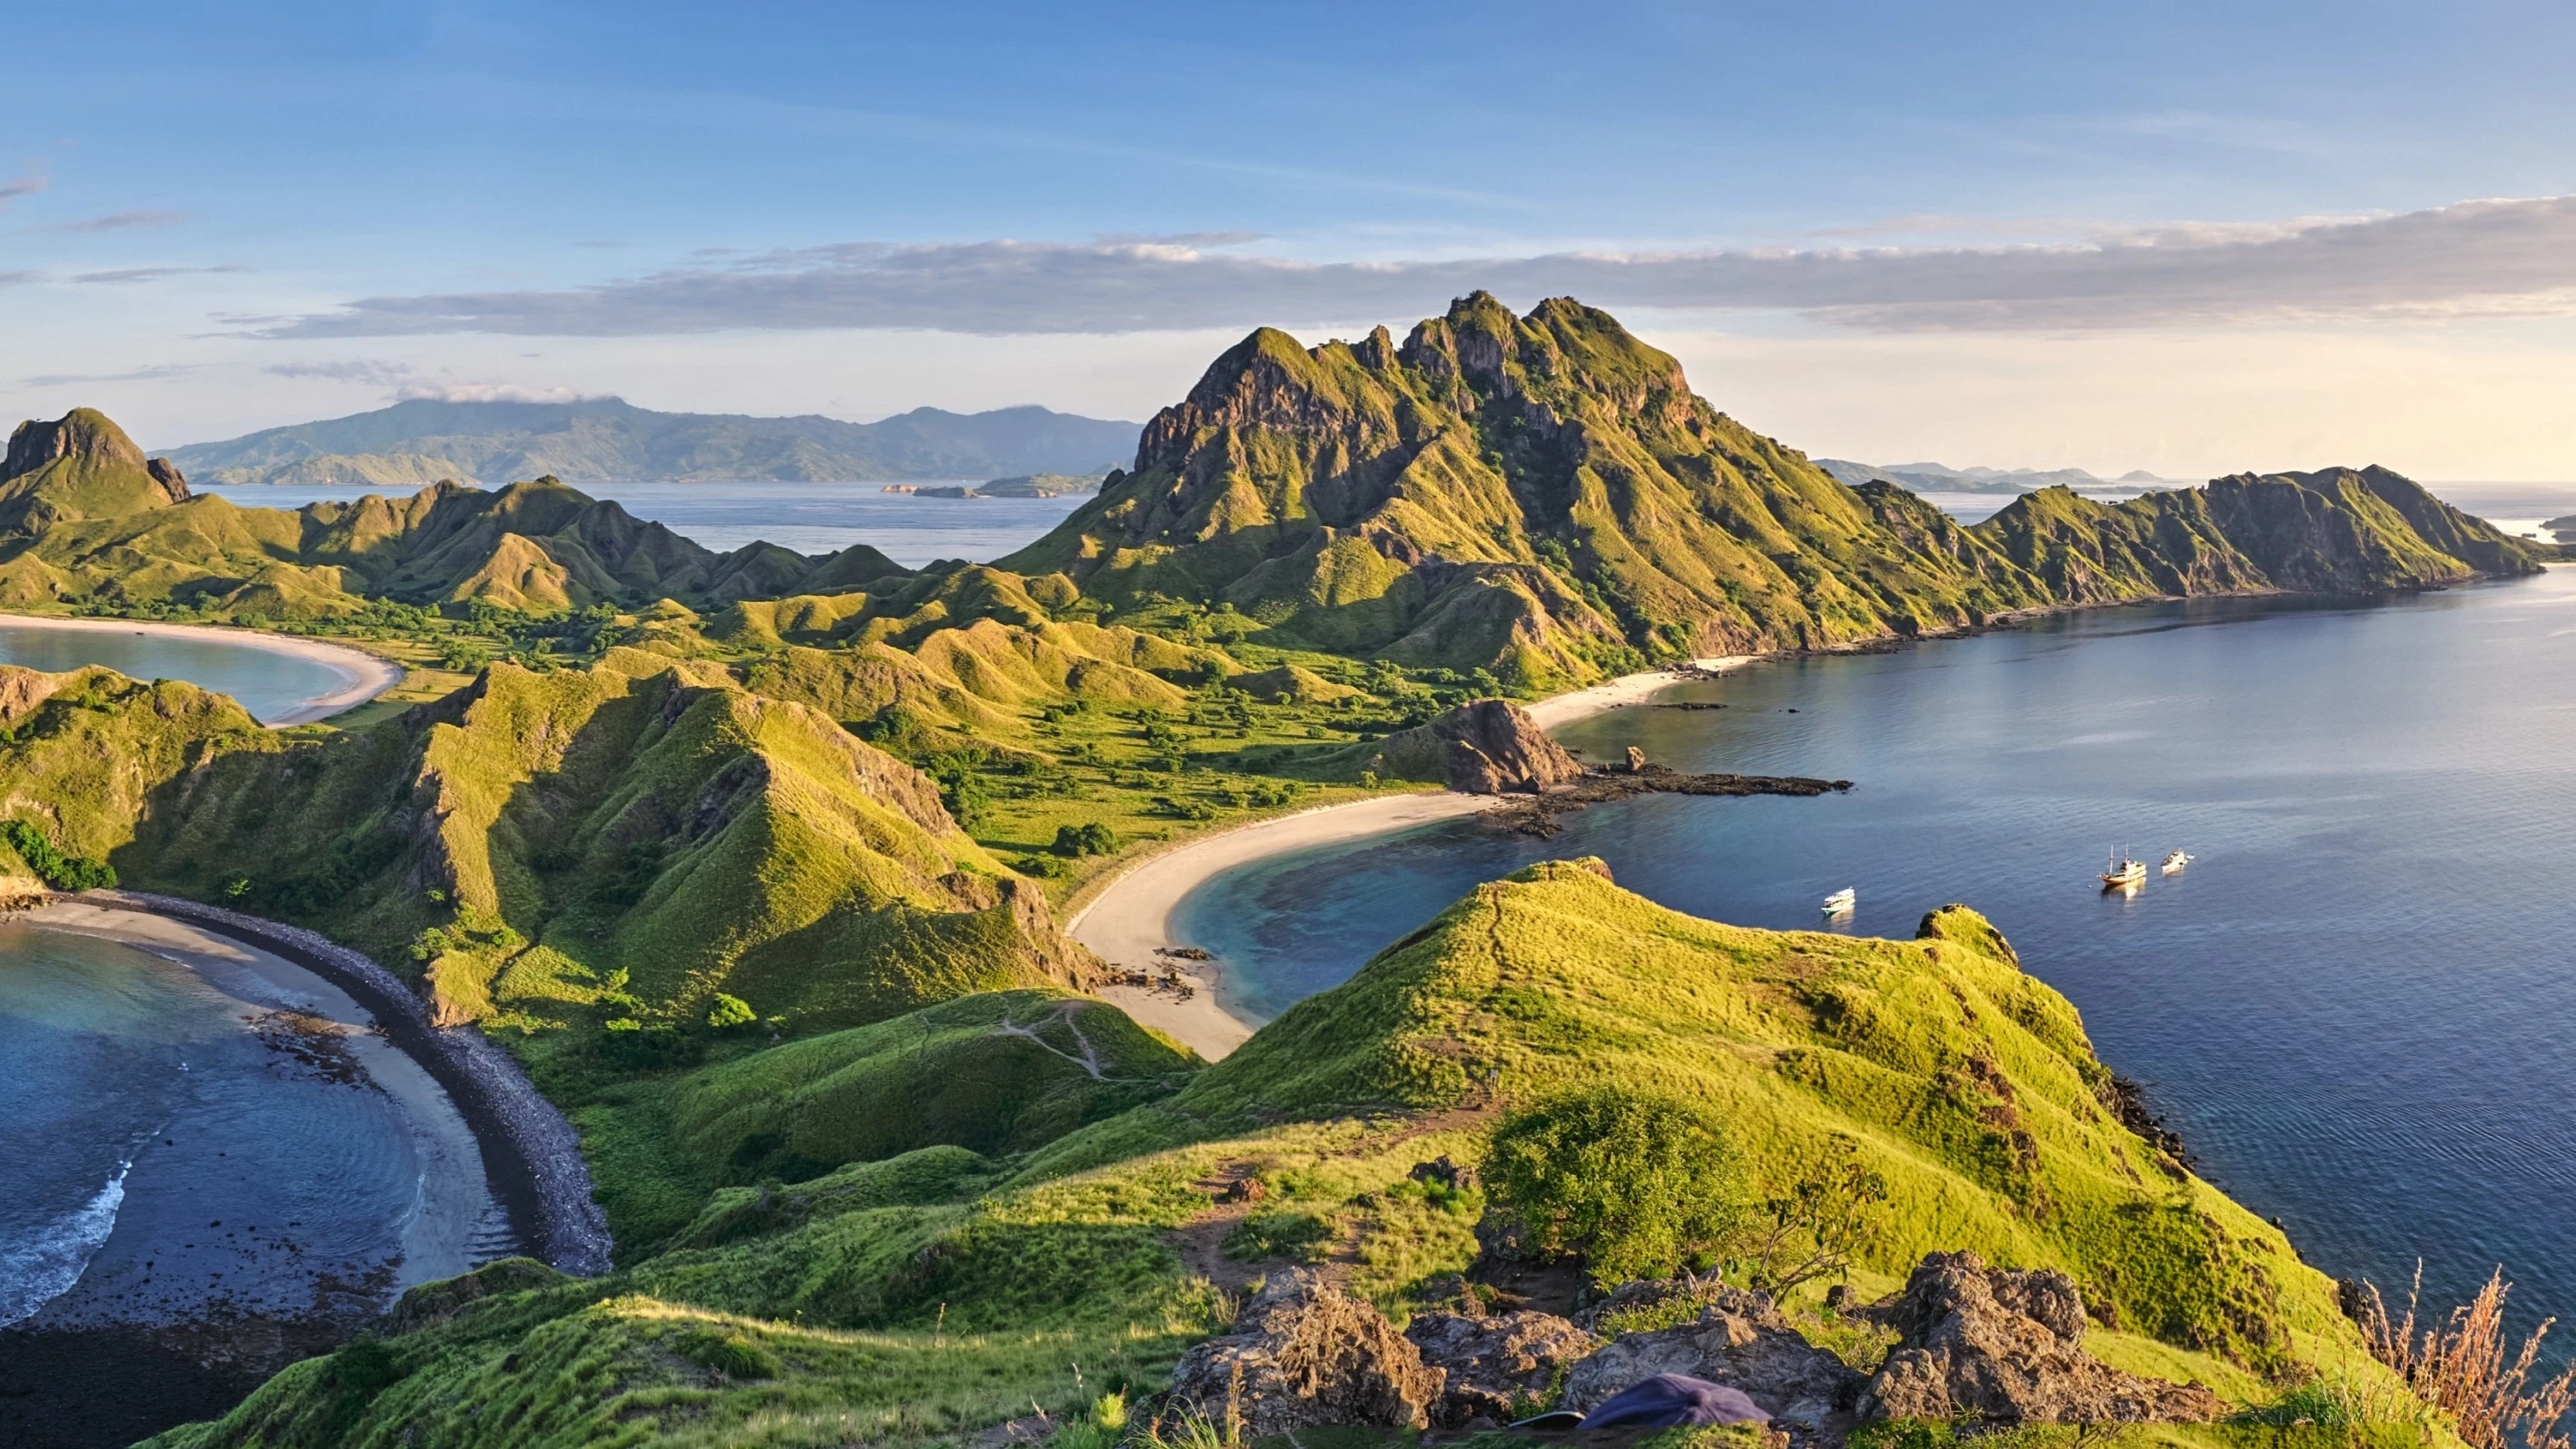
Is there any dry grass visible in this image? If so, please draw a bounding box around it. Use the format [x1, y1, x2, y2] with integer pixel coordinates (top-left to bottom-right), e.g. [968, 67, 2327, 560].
[2360, 1263, 2576, 1449]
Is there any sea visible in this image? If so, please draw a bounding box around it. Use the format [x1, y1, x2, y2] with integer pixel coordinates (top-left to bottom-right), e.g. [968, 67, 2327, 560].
[192, 479, 1093, 570]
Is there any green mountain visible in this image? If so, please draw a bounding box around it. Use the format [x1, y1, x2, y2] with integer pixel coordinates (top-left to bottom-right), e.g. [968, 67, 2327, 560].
[165, 398, 1140, 486]
[0, 412, 920, 613]
[140, 860, 2408, 1447]
[1004, 294, 2548, 687]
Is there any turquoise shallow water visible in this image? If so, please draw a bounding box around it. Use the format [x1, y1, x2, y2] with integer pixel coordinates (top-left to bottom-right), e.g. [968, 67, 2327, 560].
[1179, 567, 2576, 1324]
[0, 622, 355, 724]
[0, 925, 434, 1329]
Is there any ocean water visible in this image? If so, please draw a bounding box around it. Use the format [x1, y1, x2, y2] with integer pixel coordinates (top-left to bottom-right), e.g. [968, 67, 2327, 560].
[192, 480, 1091, 568]
[1179, 564, 2576, 1326]
[0, 924, 446, 1331]
[0, 620, 355, 724]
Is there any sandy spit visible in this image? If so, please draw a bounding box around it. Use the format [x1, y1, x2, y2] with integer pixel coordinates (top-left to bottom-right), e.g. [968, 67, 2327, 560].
[1068, 656, 1761, 1060]
[0, 613, 405, 726]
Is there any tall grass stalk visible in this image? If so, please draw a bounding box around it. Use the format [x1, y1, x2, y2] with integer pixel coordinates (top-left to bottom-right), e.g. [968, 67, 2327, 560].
[2361, 1264, 2576, 1449]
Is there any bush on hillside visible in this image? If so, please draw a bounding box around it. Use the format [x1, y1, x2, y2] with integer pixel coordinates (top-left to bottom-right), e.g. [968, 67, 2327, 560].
[706, 992, 757, 1030]
[1485, 1084, 1749, 1288]
[0, 819, 115, 891]
[1053, 821, 1117, 857]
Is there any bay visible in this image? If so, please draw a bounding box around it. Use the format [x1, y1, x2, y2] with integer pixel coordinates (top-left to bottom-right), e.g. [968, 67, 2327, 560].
[1178, 564, 2576, 1326]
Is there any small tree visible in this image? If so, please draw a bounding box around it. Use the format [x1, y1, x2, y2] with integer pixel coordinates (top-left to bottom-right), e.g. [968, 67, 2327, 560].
[1738, 1138, 1890, 1298]
[1485, 1084, 1749, 1288]
[1053, 822, 1117, 857]
[706, 993, 757, 1030]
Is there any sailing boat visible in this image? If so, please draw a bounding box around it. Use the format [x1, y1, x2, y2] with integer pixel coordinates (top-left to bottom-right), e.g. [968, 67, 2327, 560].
[1820, 887, 1857, 915]
[2100, 848, 2147, 889]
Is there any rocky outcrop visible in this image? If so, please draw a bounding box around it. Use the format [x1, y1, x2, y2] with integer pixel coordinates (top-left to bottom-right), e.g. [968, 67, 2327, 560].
[1561, 1282, 1860, 1430]
[1405, 1310, 1601, 1428]
[1164, 1269, 1445, 1435]
[1366, 698, 1585, 794]
[1859, 1252, 2224, 1424]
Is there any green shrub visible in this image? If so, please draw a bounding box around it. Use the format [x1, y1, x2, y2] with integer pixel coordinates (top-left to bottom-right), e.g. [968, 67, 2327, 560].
[0, 819, 115, 891]
[673, 1326, 778, 1379]
[1221, 1209, 1334, 1261]
[1485, 1084, 1749, 1288]
[1053, 821, 1118, 857]
[706, 993, 757, 1030]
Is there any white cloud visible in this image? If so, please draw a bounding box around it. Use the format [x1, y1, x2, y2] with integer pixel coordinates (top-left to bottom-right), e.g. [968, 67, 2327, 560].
[49, 210, 189, 233]
[391, 380, 592, 404]
[264, 358, 415, 386]
[245, 196, 2576, 339]
[72, 264, 249, 285]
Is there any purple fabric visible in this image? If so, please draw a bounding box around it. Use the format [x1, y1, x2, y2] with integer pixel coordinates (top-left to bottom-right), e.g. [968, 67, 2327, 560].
[1578, 1374, 1769, 1430]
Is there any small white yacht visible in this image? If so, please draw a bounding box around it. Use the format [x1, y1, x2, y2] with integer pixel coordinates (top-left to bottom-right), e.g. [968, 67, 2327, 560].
[2160, 851, 2193, 873]
[1820, 887, 1857, 915]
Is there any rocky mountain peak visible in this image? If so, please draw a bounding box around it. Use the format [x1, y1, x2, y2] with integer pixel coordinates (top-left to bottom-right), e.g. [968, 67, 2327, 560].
[4, 408, 150, 483]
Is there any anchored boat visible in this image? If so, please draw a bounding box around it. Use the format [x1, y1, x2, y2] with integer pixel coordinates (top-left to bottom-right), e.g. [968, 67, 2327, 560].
[2100, 849, 2147, 889]
[1821, 887, 1856, 915]
[2161, 850, 2193, 873]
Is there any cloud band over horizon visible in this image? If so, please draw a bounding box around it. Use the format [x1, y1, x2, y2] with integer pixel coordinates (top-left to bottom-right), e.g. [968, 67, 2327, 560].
[244, 195, 2576, 340]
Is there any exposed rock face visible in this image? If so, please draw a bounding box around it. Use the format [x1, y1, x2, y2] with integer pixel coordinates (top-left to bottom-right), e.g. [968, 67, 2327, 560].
[1164, 1269, 1444, 1435]
[145, 457, 190, 502]
[1405, 1310, 1601, 1428]
[4, 409, 149, 481]
[1369, 698, 1585, 794]
[1859, 1252, 2225, 1424]
[1561, 1282, 1860, 1430]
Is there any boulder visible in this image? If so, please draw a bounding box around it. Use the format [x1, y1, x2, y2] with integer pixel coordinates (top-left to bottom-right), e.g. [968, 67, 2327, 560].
[1367, 698, 1585, 794]
[1163, 1269, 1444, 1435]
[1859, 1252, 2225, 1424]
[1561, 1282, 1860, 1430]
[1405, 1310, 1602, 1428]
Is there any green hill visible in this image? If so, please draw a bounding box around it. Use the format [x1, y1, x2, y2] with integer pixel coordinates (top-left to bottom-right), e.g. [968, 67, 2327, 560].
[143, 861, 2413, 1448]
[1002, 294, 2549, 687]
[0, 406, 195, 533]
[165, 398, 1140, 486]
[0, 652, 1093, 1035]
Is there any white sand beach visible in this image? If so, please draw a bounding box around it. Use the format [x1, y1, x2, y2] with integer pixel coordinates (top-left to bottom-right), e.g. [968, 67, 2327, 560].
[1069, 654, 1761, 1059]
[0, 614, 405, 726]
[20, 898, 501, 1291]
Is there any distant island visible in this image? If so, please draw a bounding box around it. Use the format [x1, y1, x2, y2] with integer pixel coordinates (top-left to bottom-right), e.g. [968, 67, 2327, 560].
[885, 472, 1108, 500]
[164, 397, 1140, 487]
[1817, 457, 2179, 494]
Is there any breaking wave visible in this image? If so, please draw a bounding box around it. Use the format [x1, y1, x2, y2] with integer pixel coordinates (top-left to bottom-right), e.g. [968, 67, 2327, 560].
[0, 1158, 131, 1327]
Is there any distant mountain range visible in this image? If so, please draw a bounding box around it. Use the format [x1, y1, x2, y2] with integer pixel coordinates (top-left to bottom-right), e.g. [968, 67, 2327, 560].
[1816, 457, 2177, 494]
[164, 398, 1142, 487]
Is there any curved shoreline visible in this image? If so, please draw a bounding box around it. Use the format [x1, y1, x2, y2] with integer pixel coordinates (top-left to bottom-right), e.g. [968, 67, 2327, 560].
[0, 613, 405, 726]
[1066, 655, 1756, 1059]
[79, 890, 613, 1276]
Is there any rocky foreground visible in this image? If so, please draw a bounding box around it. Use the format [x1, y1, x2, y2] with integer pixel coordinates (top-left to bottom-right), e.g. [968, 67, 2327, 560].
[1165, 1252, 2223, 1445]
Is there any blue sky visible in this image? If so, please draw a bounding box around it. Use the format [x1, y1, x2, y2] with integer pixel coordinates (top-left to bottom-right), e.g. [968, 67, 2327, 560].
[9, 1, 2576, 476]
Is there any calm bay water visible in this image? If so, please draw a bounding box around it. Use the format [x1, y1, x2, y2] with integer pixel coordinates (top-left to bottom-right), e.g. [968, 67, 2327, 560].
[0, 922, 479, 1333]
[1180, 566, 2576, 1323]
[194, 480, 1091, 568]
[0, 621, 355, 724]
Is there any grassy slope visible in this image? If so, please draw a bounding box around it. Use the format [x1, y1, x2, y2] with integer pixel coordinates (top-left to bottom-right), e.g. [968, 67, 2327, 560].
[149, 862, 2413, 1449]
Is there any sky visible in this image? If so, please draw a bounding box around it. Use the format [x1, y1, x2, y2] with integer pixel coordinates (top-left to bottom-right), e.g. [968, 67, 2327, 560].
[7, 0, 2576, 479]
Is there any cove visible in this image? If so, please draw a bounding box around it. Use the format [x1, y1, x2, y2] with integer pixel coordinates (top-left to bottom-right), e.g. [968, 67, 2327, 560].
[1177, 568, 2576, 1333]
[0, 615, 400, 725]
[0, 903, 506, 1445]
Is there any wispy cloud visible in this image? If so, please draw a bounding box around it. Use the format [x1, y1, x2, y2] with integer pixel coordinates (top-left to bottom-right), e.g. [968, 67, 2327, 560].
[392, 380, 590, 404]
[18, 363, 199, 387]
[264, 358, 415, 385]
[0, 271, 38, 286]
[242, 196, 2576, 339]
[49, 209, 190, 233]
[73, 264, 249, 285]
[0, 171, 46, 206]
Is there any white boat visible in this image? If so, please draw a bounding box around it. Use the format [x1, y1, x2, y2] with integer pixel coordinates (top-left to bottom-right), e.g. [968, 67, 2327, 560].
[2099, 850, 2147, 889]
[1820, 888, 1856, 915]
[2160, 851, 2193, 873]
